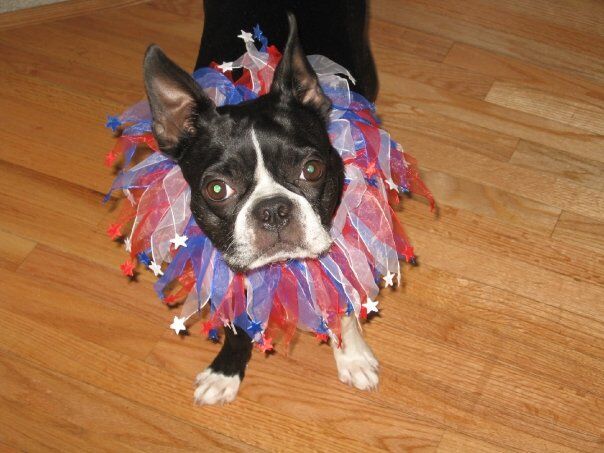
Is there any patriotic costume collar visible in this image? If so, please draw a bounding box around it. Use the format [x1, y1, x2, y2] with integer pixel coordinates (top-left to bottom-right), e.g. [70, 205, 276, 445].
[104, 28, 433, 351]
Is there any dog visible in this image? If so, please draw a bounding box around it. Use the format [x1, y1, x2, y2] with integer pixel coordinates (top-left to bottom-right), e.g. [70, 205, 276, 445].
[143, 0, 380, 405]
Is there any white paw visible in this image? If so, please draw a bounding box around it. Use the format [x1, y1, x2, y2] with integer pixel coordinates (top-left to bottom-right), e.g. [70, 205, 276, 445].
[193, 369, 241, 405]
[334, 346, 379, 391]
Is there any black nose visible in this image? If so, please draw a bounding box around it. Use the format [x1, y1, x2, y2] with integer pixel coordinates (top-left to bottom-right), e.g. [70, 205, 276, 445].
[253, 196, 293, 231]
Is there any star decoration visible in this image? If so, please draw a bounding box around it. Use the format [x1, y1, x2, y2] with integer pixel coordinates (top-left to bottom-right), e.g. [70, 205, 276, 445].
[124, 237, 132, 252]
[217, 61, 234, 72]
[164, 294, 178, 304]
[107, 223, 122, 240]
[385, 178, 398, 191]
[169, 234, 188, 250]
[237, 30, 254, 43]
[105, 115, 121, 132]
[258, 335, 273, 352]
[104, 151, 116, 167]
[317, 319, 329, 334]
[137, 252, 151, 266]
[246, 320, 263, 337]
[363, 298, 379, 314]
[208, 329, 219, 342]
[315, 333, 329, 343]
[401, 245, 415, 263]
[382, 271, 396, 287]
[148, 260, 164, 276]
[170, 316, 186, 334]
[201, 321, 213, 336]
[120, 260, 135, 277]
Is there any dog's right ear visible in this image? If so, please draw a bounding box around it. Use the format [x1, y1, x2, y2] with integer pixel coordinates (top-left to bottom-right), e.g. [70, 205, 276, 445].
[143, 45, 215, 159]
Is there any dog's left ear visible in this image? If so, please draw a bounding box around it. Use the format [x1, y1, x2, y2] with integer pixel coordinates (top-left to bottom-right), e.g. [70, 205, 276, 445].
[270, 13, 332, 120]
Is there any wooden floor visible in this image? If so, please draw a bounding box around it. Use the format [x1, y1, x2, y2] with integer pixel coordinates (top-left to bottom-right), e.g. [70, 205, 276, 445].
[0, 0, 602, 451]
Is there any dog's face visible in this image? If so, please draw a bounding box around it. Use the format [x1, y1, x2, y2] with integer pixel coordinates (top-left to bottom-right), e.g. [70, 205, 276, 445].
[143, 18, 344, 272]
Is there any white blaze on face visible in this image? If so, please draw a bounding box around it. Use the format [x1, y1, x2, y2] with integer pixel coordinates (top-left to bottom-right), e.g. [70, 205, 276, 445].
[230, 128, 332, 270]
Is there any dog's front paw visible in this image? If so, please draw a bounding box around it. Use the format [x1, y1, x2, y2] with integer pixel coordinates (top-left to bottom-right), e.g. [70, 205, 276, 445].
[193, 369, 241, 405]
[334, 348, 379, 391]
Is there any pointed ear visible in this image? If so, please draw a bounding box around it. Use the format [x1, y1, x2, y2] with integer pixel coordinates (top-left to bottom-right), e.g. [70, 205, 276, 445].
[143, 45, 215, 158]
[270, 13, 332, 120]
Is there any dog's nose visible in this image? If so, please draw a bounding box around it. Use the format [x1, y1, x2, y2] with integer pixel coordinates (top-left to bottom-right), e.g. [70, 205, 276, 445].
[253, 196, 293, 231]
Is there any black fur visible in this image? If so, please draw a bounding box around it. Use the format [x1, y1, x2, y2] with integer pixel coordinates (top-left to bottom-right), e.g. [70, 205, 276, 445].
[209, 326, 253, 379]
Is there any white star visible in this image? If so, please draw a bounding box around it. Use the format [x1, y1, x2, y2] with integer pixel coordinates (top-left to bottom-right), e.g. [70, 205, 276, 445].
[385, 178, 398, 191]
[170, 234, 188, 250]
[170, 316, 186, 334]
[363, 298, 379, 314]
[383, 271, 396, 287]
[149, 260, 163, 276]
[237, 30, 254, 43]
[217, 61, 233, 72]
[124, 237, 132, 252]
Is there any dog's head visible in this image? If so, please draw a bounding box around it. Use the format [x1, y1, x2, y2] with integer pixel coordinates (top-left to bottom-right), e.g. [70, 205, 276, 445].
[143, 14, 344, 272]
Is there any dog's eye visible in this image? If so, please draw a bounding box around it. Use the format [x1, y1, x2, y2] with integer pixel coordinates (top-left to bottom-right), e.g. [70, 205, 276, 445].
[300, 160, 325, 182]
[206, 180, 234, 201]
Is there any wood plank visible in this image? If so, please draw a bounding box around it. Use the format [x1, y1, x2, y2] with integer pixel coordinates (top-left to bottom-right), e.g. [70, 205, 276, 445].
[0, 229, 35, 271]
[443, 43, 604, 109]
[419, 169, 561, 234]
[377, 72, 603, 163]
[403, 221, 604, 321]
[486, 81, 604, 134]
[0, 0, 148, 31]
[372, 43, 494, 100]
[437, 431, 515, 452]
[2, 264, 163, 361]
[510, 140, 604, 192]
[397, 200, 604, 288]
[381, 266, 604, 399]
[0, 352, 251, 452]
[370, 19, 454, 63]
[553, 211, 604, 252]
[0, 308, 443, 452]
[482, 0, 604, 35]
[371, 0, 604, 85]
[371, 102, 518, 163]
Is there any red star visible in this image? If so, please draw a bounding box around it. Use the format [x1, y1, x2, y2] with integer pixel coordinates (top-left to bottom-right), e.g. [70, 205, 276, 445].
[401, 245, 415, 262]
[258, 335, 273, 352]
[201, 321, 213, 336]
[104, 151, 116, 167]
[119, 260, 135, 277]
[315, 333, 329, 343]
[164, 294, 178, 305]
[107, 223, 122, 240]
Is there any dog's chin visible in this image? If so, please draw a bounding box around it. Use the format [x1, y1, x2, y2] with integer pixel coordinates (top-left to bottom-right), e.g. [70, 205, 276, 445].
[224, 241, 333, 273]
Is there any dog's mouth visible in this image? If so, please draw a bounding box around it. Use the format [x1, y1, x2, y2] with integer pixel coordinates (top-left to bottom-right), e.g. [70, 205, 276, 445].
[225, 237, 332, 272]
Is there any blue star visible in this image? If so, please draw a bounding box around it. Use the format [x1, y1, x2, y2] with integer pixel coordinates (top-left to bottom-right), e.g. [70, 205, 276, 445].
[137, 252, 151, 266]
[400, 185, 410, 194]
[246, 320, 263, 336]
[208, 329, 219, 342]
[253, 24, 268, 51]
[317, 319, 329, 334]
[105, 115, 121, 132]
[365, 176, 378, 188]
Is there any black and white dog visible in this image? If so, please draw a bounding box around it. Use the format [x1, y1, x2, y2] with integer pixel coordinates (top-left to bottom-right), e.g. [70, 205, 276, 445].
[143, 0, 379, 405]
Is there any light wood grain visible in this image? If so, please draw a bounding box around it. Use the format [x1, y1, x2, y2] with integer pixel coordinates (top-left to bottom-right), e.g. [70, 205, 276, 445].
[0, 0, 603, 451]
[0, 0, 148, 31]
[486, 81, 604, 135]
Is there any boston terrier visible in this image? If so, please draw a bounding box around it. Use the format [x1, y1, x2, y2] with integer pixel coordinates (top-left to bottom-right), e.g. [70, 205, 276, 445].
[143, 0, 379, 405]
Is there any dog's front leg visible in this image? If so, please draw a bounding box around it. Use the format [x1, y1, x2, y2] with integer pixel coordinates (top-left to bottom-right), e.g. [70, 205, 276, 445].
[194, 325, 252, 405]
[332, 315, 379, 390]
